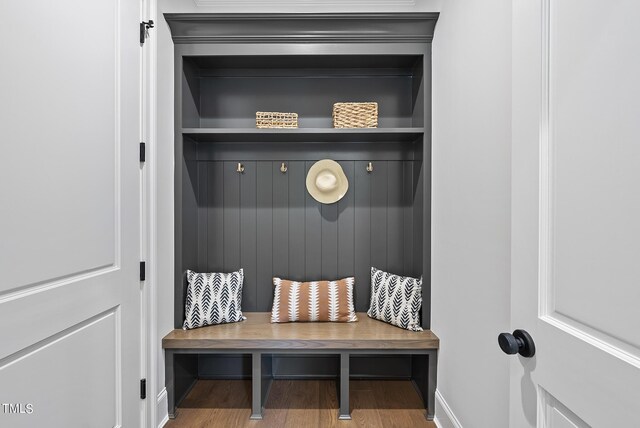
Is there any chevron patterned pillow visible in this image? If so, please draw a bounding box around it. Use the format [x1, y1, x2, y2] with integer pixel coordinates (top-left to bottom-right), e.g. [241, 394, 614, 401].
[270, 277, 357, 323]
[183, 269, 245, 330]
[367, 267, 423, 331]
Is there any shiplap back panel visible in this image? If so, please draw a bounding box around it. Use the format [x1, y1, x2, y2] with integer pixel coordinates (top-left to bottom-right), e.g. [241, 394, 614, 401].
[192, 159, 420, 312]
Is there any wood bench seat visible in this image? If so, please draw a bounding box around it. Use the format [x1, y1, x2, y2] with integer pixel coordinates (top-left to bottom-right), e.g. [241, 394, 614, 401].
[163, 312, 439, 350]
[162, 312, 439, 421]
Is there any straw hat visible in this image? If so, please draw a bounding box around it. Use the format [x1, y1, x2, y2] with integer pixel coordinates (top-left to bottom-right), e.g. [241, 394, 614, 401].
[306, 159, 349, 204]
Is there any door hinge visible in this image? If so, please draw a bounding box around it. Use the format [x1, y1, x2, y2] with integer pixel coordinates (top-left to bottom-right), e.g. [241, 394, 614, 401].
[140, 142, 146, 163]
[140, 379, 146, 399]
[140, 261, 146, 281]
[140, 20, 154, 44]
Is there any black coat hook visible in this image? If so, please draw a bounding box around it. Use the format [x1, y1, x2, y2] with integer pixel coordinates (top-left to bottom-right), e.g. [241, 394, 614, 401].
[140, 20, 155, 44]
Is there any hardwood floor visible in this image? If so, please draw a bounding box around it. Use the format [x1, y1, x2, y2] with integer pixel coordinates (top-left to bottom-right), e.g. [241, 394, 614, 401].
[165, 379, 437, 428]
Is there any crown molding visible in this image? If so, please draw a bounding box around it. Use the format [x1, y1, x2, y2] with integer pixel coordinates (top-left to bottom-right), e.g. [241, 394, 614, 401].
[163, 13, 438, 44]
[192, 0, 417, 5]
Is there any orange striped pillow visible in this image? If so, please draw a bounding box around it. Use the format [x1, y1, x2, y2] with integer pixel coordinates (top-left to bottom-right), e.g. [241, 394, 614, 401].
[270, 277, 358, 323]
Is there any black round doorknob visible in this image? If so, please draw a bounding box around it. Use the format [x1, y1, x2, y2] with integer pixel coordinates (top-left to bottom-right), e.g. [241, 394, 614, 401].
[498, 329, 536, 358]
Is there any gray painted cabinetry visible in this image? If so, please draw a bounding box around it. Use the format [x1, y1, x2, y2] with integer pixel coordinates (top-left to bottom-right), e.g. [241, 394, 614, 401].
[166, 11, 435, 395]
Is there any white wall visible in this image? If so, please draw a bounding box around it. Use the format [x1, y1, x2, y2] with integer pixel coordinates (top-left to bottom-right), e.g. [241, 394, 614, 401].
[431, 1, 512, 427]
[154, 2, 174, 424]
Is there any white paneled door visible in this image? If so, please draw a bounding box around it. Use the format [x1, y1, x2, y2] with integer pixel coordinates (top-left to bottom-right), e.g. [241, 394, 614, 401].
[0, 0, 142, 427]
[511, 0, 640, 427]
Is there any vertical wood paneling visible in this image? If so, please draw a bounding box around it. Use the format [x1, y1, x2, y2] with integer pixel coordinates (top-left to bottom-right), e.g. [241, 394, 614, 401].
[305, 161, 322, 280]
[387, 161, 404, 274]
[421, 139, 431, 329]
[178, 140, 199, 327]
[207, 162, 224, 272]
[321, 203, 338, 280]
[256, 162, 273, 311]
[197, 163, 208, 271]
[370, 161, 388, 271]
[354, 161, 372, 312]
[273, 163, 289, 278]
[182, 144, 199, 274]
[195, 155, 419, 315]
[337, 161, 355, 280]
[413, 160, 424, 280]
[403, 161, 415, 275]
[412, 155, 426, 328]
[288, 162, 306, 282]
[240, 161, 257, 311]
[223, 161, 241, 271]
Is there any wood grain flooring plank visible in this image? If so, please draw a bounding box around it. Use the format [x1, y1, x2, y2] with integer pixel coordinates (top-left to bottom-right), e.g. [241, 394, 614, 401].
[262, 379, 293, 428]
[283, 380, 320, 428]
[350, 381, 384, 428]
[371, 380, 432, 428]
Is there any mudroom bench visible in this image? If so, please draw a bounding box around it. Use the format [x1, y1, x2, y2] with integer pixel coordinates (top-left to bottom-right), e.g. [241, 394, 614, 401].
[162, 313, 439, 421]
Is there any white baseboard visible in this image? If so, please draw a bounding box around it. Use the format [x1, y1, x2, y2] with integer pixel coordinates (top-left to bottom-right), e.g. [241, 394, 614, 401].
[156, 388, 169, 428]
[434, 389, 463, 428]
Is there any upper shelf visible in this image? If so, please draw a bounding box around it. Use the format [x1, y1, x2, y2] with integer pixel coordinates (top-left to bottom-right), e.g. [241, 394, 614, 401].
[186, 55, 423, 77]
[181, 127, 425, 143]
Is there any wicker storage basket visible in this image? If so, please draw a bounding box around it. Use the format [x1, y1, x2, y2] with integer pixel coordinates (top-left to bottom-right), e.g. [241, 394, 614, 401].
[256, 111, 298, 128]
[332, 102, 378, 128]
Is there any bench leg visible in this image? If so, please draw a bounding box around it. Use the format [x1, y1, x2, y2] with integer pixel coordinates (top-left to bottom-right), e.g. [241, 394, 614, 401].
[251, 352, 264, 420]
[412, 351, 438, 421]
[165, 350, 176, 419]
[261, 354, 273, 415]
[427, 350, 438, 421]
[338, 352, 351, 420]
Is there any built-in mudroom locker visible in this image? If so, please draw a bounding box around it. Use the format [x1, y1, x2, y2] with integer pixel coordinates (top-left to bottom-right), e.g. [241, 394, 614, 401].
[163, 13, 439, 419]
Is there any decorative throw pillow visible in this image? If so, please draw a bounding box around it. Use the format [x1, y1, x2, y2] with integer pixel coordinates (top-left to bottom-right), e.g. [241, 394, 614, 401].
[183, 269, 245, 330]
[367, 267, 423, 331]
[271, 277, 357, 323]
